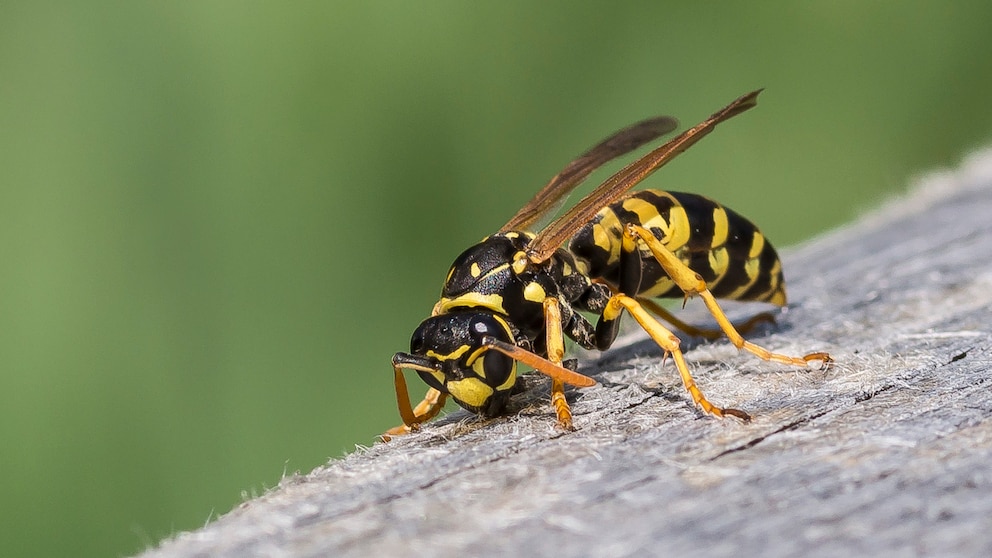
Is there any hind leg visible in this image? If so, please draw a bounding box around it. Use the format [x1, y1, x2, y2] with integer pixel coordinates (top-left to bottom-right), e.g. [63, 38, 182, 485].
[627, 223, 831, 367]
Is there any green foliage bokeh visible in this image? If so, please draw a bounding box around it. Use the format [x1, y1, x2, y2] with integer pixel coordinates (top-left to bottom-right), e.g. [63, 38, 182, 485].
[2, 3, 991, 556]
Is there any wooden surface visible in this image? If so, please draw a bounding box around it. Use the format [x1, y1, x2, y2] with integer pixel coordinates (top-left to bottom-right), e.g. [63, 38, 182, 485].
[140, 150, 992, 558]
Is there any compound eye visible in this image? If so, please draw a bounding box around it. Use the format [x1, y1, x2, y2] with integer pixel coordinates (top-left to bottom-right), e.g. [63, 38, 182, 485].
[479, 350, 513, 390]
[409, 324, 427, 354]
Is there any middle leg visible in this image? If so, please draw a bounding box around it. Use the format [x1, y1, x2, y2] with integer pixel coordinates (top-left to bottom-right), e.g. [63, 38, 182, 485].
[600, 293, 749, 420]
[544, 297, 576, 431]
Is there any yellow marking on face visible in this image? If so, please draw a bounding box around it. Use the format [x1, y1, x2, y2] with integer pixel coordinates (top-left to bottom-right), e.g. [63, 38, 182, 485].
[495, 365, 516, 392]
[446, 378, 494, 408]
[492, 314, 514, 337]
[436, 292, 506, 314]
[426, 344, 470, 362]
[562, 261, 572, 276]
[470, 262, 482, 278]
[711, 205, 729, 246]
[466, 345, 489, 366]
[471, 356, 488, 379]
[524, 281, 546, 303]
[468, 354, 517, 388]
[504, 231, 519, 239]
[748, 231, 765, 259]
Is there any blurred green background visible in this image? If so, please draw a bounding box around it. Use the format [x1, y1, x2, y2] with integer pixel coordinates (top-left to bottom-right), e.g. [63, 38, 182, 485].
[2, 2, 991, 556]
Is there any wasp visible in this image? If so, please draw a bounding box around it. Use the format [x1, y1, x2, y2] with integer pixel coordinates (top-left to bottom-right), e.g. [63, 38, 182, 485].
[386, 90, 831, 437]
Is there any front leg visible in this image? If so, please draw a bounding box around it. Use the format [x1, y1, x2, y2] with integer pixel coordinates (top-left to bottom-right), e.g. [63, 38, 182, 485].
[382, 366, 448, 441]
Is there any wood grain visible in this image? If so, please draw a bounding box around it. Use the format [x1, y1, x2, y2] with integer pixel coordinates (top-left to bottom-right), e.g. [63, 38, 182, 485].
[139, 149, 992, 558]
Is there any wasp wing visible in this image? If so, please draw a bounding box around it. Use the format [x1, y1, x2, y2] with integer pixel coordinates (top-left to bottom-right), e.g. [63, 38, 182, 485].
[499, 116, 678, 234]
[525, 89, 762, 263]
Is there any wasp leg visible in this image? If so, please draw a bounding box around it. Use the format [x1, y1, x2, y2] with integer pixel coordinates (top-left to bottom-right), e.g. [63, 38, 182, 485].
[636, 297, 777, 340]
[481, 334, 594, 428]
[382, 364, 448, 440]
[627, 224, 832, 368]
[482, 333, 594, 429]
[383, 388, 446, 439]
[602, 293, 749, 420]
[544, 297, 575, 431]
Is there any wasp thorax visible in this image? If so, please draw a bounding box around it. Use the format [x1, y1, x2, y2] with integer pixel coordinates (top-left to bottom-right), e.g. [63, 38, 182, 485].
[441, 233, 535, 297]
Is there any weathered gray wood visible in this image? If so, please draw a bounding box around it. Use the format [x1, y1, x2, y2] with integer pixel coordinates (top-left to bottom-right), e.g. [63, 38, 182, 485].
[140, 150, 992, 558]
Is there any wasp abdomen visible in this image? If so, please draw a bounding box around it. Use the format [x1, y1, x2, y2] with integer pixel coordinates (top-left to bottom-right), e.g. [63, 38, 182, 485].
[568, 189, 786, 305]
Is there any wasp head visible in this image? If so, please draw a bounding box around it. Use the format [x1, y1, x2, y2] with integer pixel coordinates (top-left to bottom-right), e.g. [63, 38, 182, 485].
[394, 311, 518, 417]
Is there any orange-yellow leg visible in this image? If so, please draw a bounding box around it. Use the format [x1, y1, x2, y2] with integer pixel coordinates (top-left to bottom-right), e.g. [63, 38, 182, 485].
[628, 224, 832, 368]
[544, 298, 575, 431]
[604, 294, 749, 420]
[636, 297, 777, 340]
[383, 324, 595, 440]
[382, 363, 448, 440]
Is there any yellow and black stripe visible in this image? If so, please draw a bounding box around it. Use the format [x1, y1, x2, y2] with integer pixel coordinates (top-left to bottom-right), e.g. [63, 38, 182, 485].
[568, 189, 786, 305]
